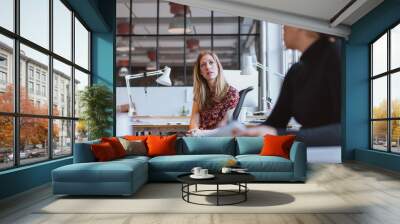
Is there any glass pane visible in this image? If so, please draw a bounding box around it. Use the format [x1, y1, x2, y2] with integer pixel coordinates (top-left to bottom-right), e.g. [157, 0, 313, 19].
[372, 33, 387, 76]
[372, 121, 387, 151]
[116, 36, 131, 87]
[129, 36, 157, 86]
[75, 120, 88, 143]
[159, 1, 188, 35]
[53, 0, 72, 60]
[391, 24, 400, 70]
[391, 72, 400, 118]
[20, 117, 49, 165]
[189, 7, 211, 34]
[75, 18, 89, 70]
[213, 11, 238, 34]
[116, 0, 132, 35]
[0, 0, 14, 31]
[240, 18, 259, 34]
[372, 77, 387, 119]
[391, 120, 400, 153]
[131, 0, 157, 35]
[20, 0, 49, 49]
[74, 69, 89, 118]
[53, 59, 72, 117]
[20, 44, 49, 115]
[0, 116, 13, 170]
[53, 119, 72, 158]
[185, 35, 211, 86]
[213, 36, 239, 70]
[0, 34, 14, 112]
[159, 36, 184, 86]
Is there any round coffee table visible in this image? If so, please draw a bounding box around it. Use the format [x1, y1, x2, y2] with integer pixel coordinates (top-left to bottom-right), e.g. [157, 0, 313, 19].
[177, 173, 255, 206]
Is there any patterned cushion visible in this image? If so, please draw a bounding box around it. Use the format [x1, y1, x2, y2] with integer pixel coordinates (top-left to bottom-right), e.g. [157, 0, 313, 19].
[118, 138, 147, 156]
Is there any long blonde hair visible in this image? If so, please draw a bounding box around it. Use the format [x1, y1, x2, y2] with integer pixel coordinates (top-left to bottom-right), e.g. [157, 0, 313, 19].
[193, 51, 229, 111]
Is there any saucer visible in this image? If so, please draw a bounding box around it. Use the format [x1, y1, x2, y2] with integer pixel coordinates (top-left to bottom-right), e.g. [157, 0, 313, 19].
[190, 174, 215, 179]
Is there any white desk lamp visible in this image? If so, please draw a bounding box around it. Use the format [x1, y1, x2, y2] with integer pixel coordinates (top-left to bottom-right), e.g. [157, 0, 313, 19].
[125, 66, 172, 116]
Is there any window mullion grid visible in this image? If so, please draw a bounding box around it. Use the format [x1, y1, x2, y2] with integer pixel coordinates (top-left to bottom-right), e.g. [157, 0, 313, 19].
[370, 45, 373, 149]
[183, 6, 187, 85]
[238, 17, 241, 70]
[49, 0, 54, 160]
[71, 9, 76, 153]
[128, 0, 133, 74]
[387, 30, 391, 152]
[14, 0, 21, 167]
[211, 11, 214, 51]
[156, 0, 160, 72]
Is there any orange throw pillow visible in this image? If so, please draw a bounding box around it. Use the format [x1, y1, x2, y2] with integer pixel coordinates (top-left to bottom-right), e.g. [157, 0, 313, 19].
[260, 134, 296, 159]
[91, 142, 117, 161]
[101, 137, 127, 158]
[146, 135, 177, 157]
[124, 135, 148, 142]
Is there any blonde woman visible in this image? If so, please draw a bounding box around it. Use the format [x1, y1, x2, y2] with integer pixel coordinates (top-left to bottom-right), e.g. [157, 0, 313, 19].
[188, 51, 239, 136]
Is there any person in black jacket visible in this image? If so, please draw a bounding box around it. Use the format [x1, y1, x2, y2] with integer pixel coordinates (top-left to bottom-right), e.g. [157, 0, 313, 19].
[235, 26, 341, 146]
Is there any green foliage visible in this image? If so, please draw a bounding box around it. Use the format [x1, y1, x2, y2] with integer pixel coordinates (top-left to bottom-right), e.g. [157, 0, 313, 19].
[79, 84, 113, 140]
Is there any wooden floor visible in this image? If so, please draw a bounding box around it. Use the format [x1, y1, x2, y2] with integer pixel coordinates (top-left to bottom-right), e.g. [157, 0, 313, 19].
[1, 162, 400, 224]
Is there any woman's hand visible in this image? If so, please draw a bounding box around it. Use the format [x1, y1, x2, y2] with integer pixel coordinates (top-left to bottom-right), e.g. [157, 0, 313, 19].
[232, 125, 277, 137]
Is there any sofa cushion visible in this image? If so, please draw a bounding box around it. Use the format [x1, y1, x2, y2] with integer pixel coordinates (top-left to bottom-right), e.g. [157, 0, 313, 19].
[260, 135, 296, 159]
[101, 137, 127, 158]
[147, 135, 177, 157]
[91, 142, 118, 161]
[118, 138, 147, 156]
[236, 155, 293, 172]
[148, 154, 235, 172]
[180, 137, 235, 155]
[236, 137, 263, 155]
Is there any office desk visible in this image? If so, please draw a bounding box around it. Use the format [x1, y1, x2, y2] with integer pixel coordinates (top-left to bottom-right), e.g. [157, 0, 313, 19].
[130, 115, 269, 135]
[131, 116, 190, 135]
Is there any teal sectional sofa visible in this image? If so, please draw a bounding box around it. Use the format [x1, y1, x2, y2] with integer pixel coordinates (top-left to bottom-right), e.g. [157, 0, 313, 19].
[52, 137, 307, 196]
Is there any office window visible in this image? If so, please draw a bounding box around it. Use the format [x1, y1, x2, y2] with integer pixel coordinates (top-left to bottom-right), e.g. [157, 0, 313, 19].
[0, 116, 13, 170]
[75, 17, 90, 70]
[116, 0, 260, 86]
[20, 0, 49, 49]
[0, 0, 14, 32]
[53, 0, 72, 60]
[370, 22, 400, 154]
[53, 119, 72, 158]
[0, 1, 91, 170]
[0, 35, 14, 113]
[53, 59, 72, 116]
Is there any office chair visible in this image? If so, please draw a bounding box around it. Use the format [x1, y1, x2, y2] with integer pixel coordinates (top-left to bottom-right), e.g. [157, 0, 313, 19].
[232, 86, 254, 121]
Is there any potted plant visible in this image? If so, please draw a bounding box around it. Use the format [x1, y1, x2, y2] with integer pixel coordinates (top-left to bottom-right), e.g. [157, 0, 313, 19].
[79, 84, 113, 140]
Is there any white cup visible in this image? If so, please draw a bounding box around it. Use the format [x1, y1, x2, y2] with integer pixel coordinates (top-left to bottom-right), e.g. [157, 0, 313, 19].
[200, 169, 208, 176]
[191, 167, 202, 176]
[221, 167, 232, 174]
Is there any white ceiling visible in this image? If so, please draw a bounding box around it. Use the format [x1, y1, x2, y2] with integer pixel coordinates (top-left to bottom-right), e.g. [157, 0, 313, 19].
[168, 0, 384, 37]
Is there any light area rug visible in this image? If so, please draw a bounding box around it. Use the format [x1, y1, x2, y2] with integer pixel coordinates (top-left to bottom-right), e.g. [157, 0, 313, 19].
[38, 183, 362, 214]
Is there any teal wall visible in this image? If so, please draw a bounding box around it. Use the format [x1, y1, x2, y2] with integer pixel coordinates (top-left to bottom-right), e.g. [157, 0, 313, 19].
[0, 0, 116, 200]
[344, 0, 400, 171]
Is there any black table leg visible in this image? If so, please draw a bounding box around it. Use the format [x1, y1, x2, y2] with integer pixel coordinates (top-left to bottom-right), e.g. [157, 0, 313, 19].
[217, 184, 219, 206]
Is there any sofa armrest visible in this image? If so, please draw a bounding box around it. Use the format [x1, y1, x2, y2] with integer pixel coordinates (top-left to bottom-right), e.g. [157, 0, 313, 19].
[289, 141, 307, 181]
[73, 140, 100, 163]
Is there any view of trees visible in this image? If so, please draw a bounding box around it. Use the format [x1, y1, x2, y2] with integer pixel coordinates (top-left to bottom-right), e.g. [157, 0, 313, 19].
[372, 99, 400, 146]
[0, 85, 59, 151]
